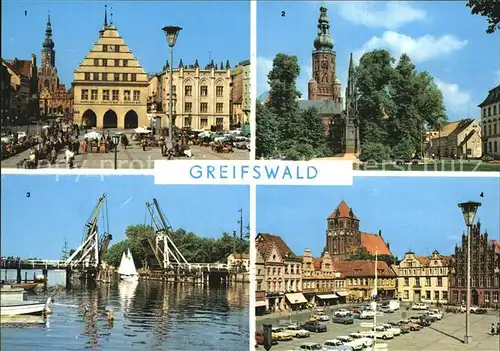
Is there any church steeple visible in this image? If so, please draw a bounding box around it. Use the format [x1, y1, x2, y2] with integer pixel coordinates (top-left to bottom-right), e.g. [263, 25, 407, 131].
[313, 3, 334, 52]
[104, 4, 108, 27]
[41, 10, 56, 67]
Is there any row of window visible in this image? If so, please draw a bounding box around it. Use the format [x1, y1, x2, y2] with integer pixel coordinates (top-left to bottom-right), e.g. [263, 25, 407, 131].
[453, 291, 498, 303]
[102, 45, 121, 53]
[303, 280, 346, 290]
[487, 141, 498, 154]
[348, 278, 393, 287]
[80, 89, 140, 102]
[400, 267, 446, 276]
[484, 123, 498, 137]
[93, 58, 129, 68]
[84, 72, 137, 82]
[453, 276, 499, 287]
[261, 266, 302, 276]
[482, 104, 498, 117]
[182, 117, 223, 128]
[403, 277, 443, 287]
[168, 85, 224, 97]
[184, 102, 224, 113]
[403, 290, 448, 300]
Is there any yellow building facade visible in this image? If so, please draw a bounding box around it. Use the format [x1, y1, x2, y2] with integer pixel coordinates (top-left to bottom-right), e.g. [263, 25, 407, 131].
[393, 250, 451, 304]
[72, 15, 148, 129]
[150, 60, 232, 131]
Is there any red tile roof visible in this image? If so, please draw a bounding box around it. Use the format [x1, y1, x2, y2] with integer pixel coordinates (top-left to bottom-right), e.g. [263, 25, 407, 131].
[312, 258, 322, 270]
[492, 240, 500, 251]
[334, 260, 396, 278]
[256, 233, 299, 261]
[360, 232, 392, 256]
[416, 256, 430, 265]
[328, 200, 358, 219]
[5, 59, 32, 77]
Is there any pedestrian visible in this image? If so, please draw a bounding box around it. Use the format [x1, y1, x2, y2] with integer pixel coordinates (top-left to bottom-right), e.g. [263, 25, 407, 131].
[491, 323, 496, 335]
[50, 148, 56, 165]
[142, 138, 146, 152]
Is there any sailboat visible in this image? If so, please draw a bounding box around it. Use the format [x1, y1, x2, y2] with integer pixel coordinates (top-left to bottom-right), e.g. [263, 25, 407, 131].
[118, 249, 139, 281]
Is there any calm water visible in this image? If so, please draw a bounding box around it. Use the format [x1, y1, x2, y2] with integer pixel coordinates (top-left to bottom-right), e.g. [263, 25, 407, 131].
[1, 280, 249, 351]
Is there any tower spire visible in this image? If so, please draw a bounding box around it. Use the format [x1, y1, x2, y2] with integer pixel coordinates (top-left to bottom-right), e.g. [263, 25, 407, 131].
[42, 9, 55, 67]
[104, 4, 108, 27]
[48, 10, 51, 25]
[349, 52, 354, 73]
[110, 6, 113, 25]
[313, 5, 334, 52]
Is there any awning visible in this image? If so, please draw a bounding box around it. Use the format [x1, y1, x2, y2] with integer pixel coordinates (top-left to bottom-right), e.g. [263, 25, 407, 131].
[317, 294, 338, 299]
[336, 291, 349, 297]
[255, 300, 266, 307]
[285, 293, 308, 304]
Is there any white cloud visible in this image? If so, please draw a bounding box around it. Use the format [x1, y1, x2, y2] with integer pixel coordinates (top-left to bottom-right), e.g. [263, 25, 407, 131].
[354, 31, 468, 63]
[333, 2, 426, 30]
[435, 78, 472, 115]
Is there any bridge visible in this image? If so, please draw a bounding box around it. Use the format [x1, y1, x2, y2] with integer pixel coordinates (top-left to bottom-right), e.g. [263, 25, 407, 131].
[3, 195, 236, 287]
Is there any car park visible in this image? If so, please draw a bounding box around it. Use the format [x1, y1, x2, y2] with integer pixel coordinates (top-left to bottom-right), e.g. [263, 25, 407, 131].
[336, 336, 364, 350]
[286, 324, 311, 338]
[298, 342, 326, 350]
[381, 323, 402, 336]
[300, 320, 328, 333]
[371, 326, 394, 340]
[348, 333, 374, 347]
[359, 310, 375, 319]
[272, 327, 294, 341]
[411, 303, 428, 310]
[332, 315, 354, 325]
[334, 309, 350, 317]
[323, 339, 350, 351]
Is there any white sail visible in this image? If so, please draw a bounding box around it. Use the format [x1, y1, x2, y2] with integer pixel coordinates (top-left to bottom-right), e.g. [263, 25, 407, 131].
[125, 249, 137, 276]
[119, 249, 138, 281]
[118, 252, 128, 275]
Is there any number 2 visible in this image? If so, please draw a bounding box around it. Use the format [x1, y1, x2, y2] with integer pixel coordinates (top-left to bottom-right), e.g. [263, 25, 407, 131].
[281, 11, 286, 17]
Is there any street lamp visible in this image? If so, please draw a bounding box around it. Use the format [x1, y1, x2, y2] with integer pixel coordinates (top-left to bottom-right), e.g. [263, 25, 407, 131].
[457, 200, 481, 344]
[112, 134, 120, 170]
[161, 25, 182, 154]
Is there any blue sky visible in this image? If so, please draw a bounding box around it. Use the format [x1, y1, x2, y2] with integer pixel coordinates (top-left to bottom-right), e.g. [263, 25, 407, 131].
[257, 1, 500, 121]
[2, 0, 249, 86]
[257, 177, 500, 259]
[1, 175, 249, 259]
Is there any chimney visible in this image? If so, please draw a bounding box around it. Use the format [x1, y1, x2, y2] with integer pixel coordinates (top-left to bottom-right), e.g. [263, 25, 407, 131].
[378, 229, 382, 237]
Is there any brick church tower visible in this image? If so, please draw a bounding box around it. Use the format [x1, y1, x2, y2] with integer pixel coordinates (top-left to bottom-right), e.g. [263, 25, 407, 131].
[326, 201, 362, 261]
[308, 4, 342, 104]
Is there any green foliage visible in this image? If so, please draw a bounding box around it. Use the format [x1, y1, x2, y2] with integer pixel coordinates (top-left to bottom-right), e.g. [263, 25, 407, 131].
[104, 225, 249, 268]
[466, 0, 500, 34]
[347, 247, 399, 266]
[256, 102, 278, 158]
[359, 142, 391, 163]
[356, 50, 447, 160]
[256, 54, 329, 159]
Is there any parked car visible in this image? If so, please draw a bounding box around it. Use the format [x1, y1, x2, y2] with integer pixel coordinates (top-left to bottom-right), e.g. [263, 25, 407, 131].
[348, 333, 374, 348]
[350, 311, 360, 319]
[421, 312, 438, 322]
[314, 311, 330, 321]
[334, 309, 350, 317]
[371, 326, 394, 340]
[332, 315, 354, 325]
[300, 320, 327, 333]
[336, 335, 364, 350]
[286, 324, 310, 338]
[405, 322, 422, 331]
[271, 327, 294, 341]
[428, 309, 443, 320]
[411, 303, 428, 310]
[323, 339, 350, 351]
[459, 305, 479, 313]
[255, 330, 278, 345]
[410, 315, 431, 327]
[359, 310, 375, 319]
[381, 323, 401, 336]
[298, 342, 326, 350]
[378, 305, 394, 313]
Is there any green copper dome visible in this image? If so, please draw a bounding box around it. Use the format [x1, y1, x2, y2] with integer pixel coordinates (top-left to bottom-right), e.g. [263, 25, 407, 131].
[313, 6, 333, 52]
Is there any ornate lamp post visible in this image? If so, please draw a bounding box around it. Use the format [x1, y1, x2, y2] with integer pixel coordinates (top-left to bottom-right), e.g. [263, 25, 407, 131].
[457, 200, 481, 344]
[161, 25, 182, 154]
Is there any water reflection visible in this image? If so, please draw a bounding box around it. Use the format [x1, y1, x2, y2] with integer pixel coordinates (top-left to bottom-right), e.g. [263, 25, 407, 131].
[1, 281, 249, 351]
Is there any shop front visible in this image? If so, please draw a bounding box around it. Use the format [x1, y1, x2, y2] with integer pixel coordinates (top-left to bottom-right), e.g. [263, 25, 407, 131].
[315, 293, 339, 307]
[335, 291, 348, 304]
[256, 291, 267, 316]
[285, 292, 308, 310]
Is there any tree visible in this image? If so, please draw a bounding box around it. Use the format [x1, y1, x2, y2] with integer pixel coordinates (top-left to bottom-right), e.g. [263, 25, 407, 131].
[256, 102, 279, 158]
[347, 247, 398, 266]
[359, 142, 391, 163]
[466, 0, 500, 34]
[103, 240, 129, 268]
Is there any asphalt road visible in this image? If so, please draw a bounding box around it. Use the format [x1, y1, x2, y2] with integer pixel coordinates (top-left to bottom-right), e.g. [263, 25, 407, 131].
[256, 310, 500, 351]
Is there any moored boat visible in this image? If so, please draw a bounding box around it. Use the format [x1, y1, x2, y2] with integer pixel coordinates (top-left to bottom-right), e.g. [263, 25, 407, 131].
[1, 285, 51, 316]
[10, 282, 39, 292]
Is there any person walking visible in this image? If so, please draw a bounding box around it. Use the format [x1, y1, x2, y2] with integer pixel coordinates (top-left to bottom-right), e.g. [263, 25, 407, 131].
[491, 323, 496, 335]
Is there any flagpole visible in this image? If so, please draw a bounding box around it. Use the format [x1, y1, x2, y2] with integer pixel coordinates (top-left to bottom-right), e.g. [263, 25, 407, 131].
[374, 247, 378, 348]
